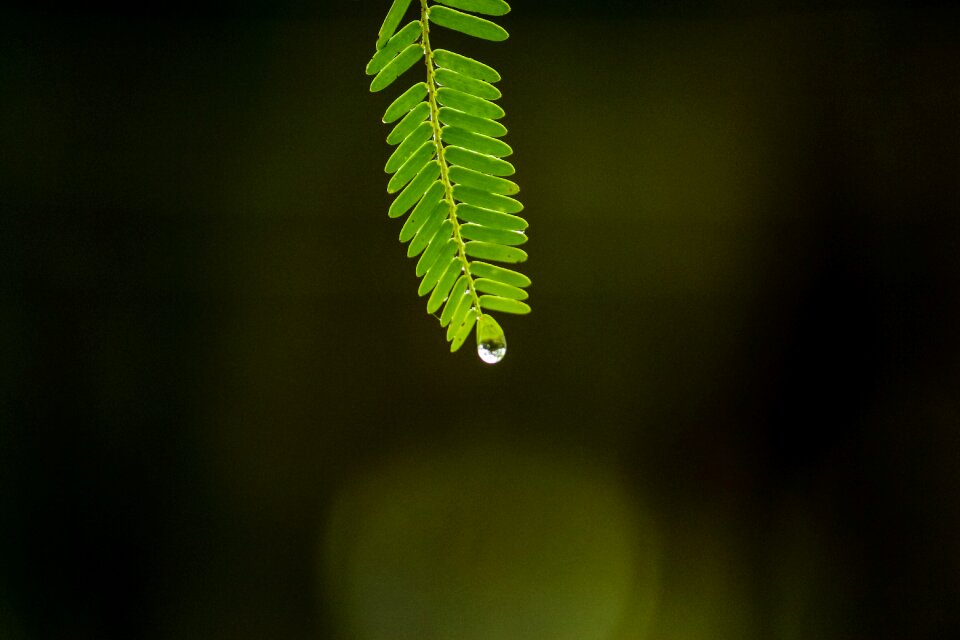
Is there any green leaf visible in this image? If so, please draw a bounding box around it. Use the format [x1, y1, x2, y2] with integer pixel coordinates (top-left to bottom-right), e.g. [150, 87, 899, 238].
[448, 167, 519, 195]
[427, 260, 463, 313]
[387, 141, 435, 194]
[367, 21, 422, 75]
[479, 295, 531, 315]
[377, 0, 415, 49]
[468, 261, 531, 287]
[453, 185, 523, 213]
[433, 49, 501, 82]
[460, 223, 527, 245]
[386, 101, 430, 145]
[436, 87, 504, 119]
[429, 6, 509, 42]
[445, 146, 515, 176]
[416, 220, 454, 276]
[384, 121, 432, 173]
[438, 107, 507, 137]
[408, 200, 450, 257]
[370, 43, 424, 92]
[436, 0, 511, 17]
[450, 309, 479, 352]
[441, 126, 512, 157]
[446, 294, 475, 339]
[439, 275, 470, 326]
[456, 203, 527, 230]
[367, 2, 529, 359]
[382, 82, 428, 123]
[389, 161, 440, 218]
[474, 278, 528, 300]
[435, 69, 501, 100]
[464, 241, 528, 263]
[419, 250, 458, 296]
[399, 181, 445, 243]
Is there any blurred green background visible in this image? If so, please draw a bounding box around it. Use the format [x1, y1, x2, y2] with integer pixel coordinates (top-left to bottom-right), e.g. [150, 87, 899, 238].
[2, 1, 959, 638]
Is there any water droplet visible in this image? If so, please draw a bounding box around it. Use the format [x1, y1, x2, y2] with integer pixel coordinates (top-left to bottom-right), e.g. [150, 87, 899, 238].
[478, 337, 507, 364]
[476, 315, 506, 364]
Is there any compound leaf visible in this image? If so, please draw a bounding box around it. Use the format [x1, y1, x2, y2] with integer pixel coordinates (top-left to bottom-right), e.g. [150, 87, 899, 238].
[368, 0, 530, 361]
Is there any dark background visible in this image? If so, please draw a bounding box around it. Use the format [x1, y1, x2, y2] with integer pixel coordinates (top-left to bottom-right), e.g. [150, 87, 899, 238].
[2, 1, 959, 638]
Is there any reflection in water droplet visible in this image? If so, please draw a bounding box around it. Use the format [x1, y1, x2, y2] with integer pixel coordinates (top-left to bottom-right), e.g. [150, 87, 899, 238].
[476, 315, 507, 364]
[478, 338, 507, 364]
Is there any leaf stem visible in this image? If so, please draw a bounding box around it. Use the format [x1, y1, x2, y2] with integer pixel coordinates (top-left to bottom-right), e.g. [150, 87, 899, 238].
[420, 0, 484, 319]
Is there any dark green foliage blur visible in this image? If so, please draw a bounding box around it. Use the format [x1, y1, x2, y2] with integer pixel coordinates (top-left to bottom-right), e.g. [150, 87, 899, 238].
[2, 1, 959, 639]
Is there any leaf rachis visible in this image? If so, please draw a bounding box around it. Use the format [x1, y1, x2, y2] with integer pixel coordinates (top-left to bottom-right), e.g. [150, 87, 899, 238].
[419, 0, 483, 341]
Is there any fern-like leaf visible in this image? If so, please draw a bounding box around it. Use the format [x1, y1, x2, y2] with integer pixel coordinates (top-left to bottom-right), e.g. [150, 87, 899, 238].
[366, 0, 530, 364]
